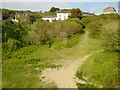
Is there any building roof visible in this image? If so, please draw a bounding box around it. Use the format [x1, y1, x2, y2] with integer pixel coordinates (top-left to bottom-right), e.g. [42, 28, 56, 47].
[42, 15, 57, 18]
[83, 12, 95, 15]
[16, 12, 32, 15]
[56, 11, 71, 13]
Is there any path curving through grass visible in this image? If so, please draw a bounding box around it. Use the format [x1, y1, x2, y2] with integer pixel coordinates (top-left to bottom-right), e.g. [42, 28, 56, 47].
[40, 31, 103, 88]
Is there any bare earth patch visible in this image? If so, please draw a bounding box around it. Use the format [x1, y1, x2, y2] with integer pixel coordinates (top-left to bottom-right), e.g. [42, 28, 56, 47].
[41, 54, 92, 88]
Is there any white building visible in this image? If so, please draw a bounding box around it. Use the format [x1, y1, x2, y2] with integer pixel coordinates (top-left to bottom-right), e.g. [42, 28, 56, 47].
[42, 11, 71, 22]
[56, 11, 71, 20]
[103, 7, 116, 14]
[42, 15, 56, 22]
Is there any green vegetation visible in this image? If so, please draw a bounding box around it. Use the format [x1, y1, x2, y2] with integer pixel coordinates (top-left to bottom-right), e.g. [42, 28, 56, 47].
[69, 8, 83, 19]
[76, 51, 118, 88]
[75, 14, 119, 88]
[49, 7, 60, 12]
[2, 8, 119, 88]
[2, 44, 62, 88]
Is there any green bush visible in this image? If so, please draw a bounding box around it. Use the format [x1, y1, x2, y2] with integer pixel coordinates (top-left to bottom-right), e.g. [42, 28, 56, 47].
[87, 20, 101, 38]
[100, 20, 118, 50]
[23, 30, 41, 45]
[80, 16, 97, 28]
[3, 38, 24, 51]
[22, 20, 82, 45]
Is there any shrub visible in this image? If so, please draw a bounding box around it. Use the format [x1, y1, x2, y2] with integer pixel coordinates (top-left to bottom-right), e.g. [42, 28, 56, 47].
[100, 20, 118, 50]
[3, 38, 24, 51]
[87, 20, 101, 38]
[80, 16, 97, 28]
[23, 30, 41, 45]
[23, 20, 82, 45]
[69, 8, 83, 19]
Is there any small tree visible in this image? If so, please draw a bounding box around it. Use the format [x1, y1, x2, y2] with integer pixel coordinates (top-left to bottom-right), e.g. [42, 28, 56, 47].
[50, 7, 60, 12]
[2, 9, 10, 20]
[23, 30, 41, 45]
[87, 20, 101, 38]
[69, 8, 83, 19]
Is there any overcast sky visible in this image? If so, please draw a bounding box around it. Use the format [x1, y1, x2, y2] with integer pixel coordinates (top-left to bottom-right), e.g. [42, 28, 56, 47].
[1, 0, 120, 2]
[1, 0, 119, 14]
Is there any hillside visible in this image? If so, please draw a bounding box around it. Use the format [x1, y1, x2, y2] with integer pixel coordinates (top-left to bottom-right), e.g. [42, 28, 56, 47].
[2, 12, 119, 88]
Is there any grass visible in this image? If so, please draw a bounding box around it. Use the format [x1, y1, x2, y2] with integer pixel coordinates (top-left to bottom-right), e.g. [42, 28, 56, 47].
[76, 83, 97, 88]
[2, 45, 62, 88]
[51, 34, 82, 50]
[76, 51, 119, 88]
[2, 33, 83, 88]
[3, 31, 118, 88]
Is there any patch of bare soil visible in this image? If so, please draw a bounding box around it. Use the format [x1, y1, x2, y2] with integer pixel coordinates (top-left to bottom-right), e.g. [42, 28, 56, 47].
[41, 54, 92, 88]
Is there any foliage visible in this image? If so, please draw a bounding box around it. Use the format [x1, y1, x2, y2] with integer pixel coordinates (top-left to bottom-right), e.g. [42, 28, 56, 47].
[4, 38, 23, 51]
[67, 18, 84, 32]
[28, 13, 42, 24]
[69, 8, 83, 19]
[22, 20, 82, 45]
[100, 20, 118, 50]
[2, 9, 33, 20]
[42, 11, 56, 15]
[22, 30, 41, 45]
[49, 7, 60, 12]
[87, 20, 102, 38]
[99, 13, 119, 19]
[2, 9, 11, 20]
[2, 20, 27, 42]
[80, 16, 97, 28]
[61, 9, 70, 11]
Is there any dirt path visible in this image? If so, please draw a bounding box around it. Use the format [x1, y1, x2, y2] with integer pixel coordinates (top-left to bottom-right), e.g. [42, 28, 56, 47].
[41, 54, 93, 88]
[41, 31, 103, 88]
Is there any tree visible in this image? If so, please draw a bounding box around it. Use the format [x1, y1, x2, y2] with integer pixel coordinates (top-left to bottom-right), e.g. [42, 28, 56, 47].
[2, 9, 10, 20]
[23, 30, 41, 45]
[9, 11, 15, 19]
[69, 8, 83, 19]
[27, 13, 42, 24]
[50, 7, 60, 12]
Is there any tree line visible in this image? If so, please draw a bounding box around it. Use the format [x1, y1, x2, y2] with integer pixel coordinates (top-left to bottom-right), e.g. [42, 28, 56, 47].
[2, 8, 119, 57]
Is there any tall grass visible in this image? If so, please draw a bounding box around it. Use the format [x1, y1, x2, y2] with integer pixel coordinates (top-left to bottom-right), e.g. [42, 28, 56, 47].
[2, 32, 84, 88]
[76, 51, 118, 88]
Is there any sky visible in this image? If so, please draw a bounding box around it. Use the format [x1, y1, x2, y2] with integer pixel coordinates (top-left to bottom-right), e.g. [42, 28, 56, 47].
[1, 0, 120, 14]
[1, 0, 120, 2]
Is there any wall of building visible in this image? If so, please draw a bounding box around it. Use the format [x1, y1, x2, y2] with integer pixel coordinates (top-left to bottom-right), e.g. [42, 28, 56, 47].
[42, 12, 71, 22]
[56, 13, 71, 20]
[42, 17, 56, 22]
